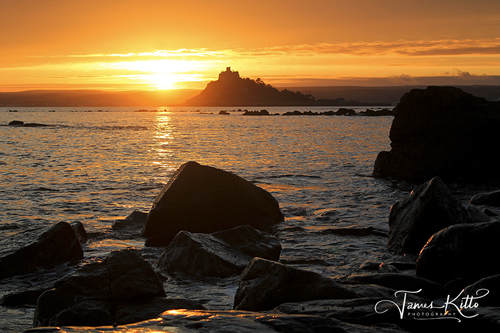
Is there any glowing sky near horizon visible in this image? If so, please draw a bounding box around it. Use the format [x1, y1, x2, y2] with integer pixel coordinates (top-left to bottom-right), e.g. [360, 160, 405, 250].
[1, 0, 499, 91]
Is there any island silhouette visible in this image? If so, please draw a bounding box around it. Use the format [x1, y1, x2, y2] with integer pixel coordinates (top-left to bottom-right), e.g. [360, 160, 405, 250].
[182, 67, 376, 107]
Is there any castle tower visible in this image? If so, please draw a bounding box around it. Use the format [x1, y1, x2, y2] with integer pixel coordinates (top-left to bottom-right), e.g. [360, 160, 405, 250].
[218, 67, 240, 81]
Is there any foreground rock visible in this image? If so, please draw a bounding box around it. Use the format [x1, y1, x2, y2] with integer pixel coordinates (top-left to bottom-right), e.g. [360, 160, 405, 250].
[25, 309, 407, 333]
[156, 225, 281, 278]
[0, 222, 83, 280]
[142, 161, 284, 246]
[233, 258, 357, 311]
[373, 86, 500, 183]
[33, 249, 203, 327]
[387, 177, 489, 254]
[416, 221, 500, 284]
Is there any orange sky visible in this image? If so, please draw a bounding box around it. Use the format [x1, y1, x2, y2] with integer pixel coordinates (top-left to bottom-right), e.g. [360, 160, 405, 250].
[1, 0, 500, 91]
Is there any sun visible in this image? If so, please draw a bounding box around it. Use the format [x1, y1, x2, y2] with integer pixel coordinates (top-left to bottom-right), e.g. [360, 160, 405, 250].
[111, 59, 206, 90]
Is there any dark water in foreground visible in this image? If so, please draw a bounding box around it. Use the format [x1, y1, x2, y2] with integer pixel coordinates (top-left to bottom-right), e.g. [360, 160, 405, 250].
[0, 106, 421, 331]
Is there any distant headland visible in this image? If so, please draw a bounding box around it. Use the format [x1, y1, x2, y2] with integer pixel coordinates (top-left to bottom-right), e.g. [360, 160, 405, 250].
[182, 67, 388, 107]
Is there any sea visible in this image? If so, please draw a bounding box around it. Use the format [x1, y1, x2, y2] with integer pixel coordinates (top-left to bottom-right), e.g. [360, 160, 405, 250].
[0, 105, 452, 331]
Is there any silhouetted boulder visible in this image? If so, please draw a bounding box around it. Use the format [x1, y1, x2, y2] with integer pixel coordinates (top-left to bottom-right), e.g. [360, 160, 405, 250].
[470, 190, 500, 207]
[416, 221, 500, 284]
[33, 249, 203, 327]
[335, 108, 356, 116]
[374, 86, 500, 183]
[156, 225, 281, 278]
[0, 222, 83, 280]
[8, 120, 24, 126]
[142, 161, 284, 246]
[233, 258, 357, 311]
[387, 177, 489, 254]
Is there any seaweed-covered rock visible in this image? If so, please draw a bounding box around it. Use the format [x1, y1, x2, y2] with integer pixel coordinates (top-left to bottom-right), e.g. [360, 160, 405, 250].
[156, 225, 281, 278]
[0, 222, 83, 280]
[142, 161, 284, 246]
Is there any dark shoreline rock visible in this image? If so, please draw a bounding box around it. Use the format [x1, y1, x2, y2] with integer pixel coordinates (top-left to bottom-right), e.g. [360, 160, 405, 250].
[387, 176, 489, 255]
[373, 86, 500, 183]
[233, 258, 357, 311]
[0, 222, 83, 280]
[33, 249, 204, 327]
[416, 221, 500, 285]
[156, 225, 281, 278]
[142, 161, 284, 246]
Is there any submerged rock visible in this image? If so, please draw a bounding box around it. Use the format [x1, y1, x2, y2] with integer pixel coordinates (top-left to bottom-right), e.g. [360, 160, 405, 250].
[233, 258, 357, 311]
[387, 177, 488, 255]
[373, 86, 500, 183]
[33, 249, 203, 327]
[0, 222, 83, 280]
[416, 221, 500, 285]
[156, 225, 281, 278]
[142, 161, 284, 246]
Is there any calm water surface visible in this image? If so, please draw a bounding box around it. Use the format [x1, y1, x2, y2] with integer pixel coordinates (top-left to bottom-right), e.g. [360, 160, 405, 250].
[0, 106, 414, 331]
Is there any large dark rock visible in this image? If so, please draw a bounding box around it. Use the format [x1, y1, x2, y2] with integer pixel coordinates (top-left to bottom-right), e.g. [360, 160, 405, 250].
[387, 177, 488, 254]
[156, 225, 281, 278]
[470, 190, 500, 207]
[0, 222, 83, 280]
[142, 161, 284, 246]
[233, 258, 357, 311]
[33, 249, 203, 327]
[373, 86, 500, 183]
[416, 221, 500, 285]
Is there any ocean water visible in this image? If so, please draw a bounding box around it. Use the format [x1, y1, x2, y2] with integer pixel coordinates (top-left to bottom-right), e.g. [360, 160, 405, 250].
[0, 106, 416, 331]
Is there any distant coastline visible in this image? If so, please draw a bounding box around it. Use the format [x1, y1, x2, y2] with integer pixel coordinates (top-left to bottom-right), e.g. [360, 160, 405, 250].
[1, 73, 499, 108]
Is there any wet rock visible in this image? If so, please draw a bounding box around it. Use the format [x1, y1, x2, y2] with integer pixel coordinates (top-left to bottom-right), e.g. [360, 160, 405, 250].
[242, 110, 270, 115]
[463, 275, 500, 307]
[377, 263, 400, 273]
[0, 222, 83, 280]
[142, 161, 284, 246]
[373, 86, 500, 183]
[387, 177, 488, 255]
[470, 190, 500, 207]
[23, 309, 406, 333]
[233, 258, 357, 311]
[336, 108, 356, 116]
[156, 225, 281, 278]
[346, 273, 446, 300]
[33, 249, 203, 327]
[70, 222, 87, 244]
[8, 120, 24, 126]
[416, 221, 500, 284]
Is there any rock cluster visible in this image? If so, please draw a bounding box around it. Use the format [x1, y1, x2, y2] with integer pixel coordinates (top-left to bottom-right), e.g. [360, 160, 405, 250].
[373, 86, 500, 183]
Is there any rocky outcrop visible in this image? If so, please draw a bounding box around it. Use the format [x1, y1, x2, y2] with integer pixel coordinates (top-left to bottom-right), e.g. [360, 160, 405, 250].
[0, 222, 83, 280]
[156, 225, 281, 278]
[111, 210, 148, 239]
[416, 221, 500, 284]
[470, 190, 500, 207]
[142, 161, 284, 246]
[233, 258, 357, 311]
[373, 86, 500, 183]
[387, 177, 489, 254]
[33, 249, 203, 327]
